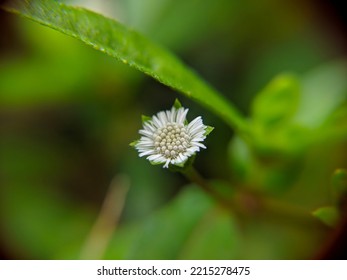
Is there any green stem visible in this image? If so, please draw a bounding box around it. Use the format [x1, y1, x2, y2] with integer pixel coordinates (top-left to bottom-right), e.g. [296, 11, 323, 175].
[180, 166, 235, 211]
[260, 196, 326, 229]
[80, 175, 130, 259]
[181, 166, 325, 229]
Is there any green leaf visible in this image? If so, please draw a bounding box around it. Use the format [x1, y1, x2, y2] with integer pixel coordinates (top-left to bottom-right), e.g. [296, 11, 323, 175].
[252, 74, 300, 127]
[228, 135, 252, 182]
[141, 115, 152, 123]
[294, 60, 347, 128]
[106, 186, 239, 259]
[149, 160, 166, 166]
[331, 168, 347, 204]
[179, 208, 239, 259]
[1, 0, 248, 134]
[106, 182, 321, 259]
[204, 126, 214, 136]
[332, 169, 347, 194]
[321, 102, 347, 143]
[173, 98, 183, 109]
[228, 135, 302, 193]
[249, 74, 309, 157]
[129, 140, 139, 147]
[312, 206, 339, 227]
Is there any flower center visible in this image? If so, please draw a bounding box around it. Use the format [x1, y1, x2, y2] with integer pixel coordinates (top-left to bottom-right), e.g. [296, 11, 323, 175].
[153, 123, 190, 159]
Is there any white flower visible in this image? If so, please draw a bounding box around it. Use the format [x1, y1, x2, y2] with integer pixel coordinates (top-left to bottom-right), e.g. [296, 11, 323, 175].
[134, 105, 208, 168]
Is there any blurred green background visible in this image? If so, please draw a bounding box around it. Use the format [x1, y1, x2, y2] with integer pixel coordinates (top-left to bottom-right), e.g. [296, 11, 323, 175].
[1, 0, 347, 259]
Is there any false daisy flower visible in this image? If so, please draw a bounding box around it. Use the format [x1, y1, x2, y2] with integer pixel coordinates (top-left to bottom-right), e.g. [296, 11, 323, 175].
[132, 101, 212, 168]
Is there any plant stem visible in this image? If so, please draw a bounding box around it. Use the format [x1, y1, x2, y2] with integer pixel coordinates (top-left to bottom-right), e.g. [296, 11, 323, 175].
[260, 196, 326, 229]
[180, 166, 234, 210]
[181, 166, 326, 230]
[80, 174, 129, 259]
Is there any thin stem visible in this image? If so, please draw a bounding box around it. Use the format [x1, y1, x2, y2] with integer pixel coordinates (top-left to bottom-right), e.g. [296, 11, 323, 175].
[80, 174, 130, 260]
[181, 166, 325, 230]
[260, 196, 326, 229]
[180, 166, 235, 210]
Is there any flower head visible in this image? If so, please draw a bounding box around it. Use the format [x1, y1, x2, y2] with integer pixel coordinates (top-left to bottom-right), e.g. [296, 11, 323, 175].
[133, 101, 211, 168]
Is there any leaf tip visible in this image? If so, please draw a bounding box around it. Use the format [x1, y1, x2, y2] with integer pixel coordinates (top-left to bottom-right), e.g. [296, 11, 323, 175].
[312, 206, 339, 227]
[173, 99, 183, 109]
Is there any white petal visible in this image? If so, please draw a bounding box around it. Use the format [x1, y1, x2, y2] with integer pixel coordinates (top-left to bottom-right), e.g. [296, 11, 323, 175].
[139, 150, 155, 157]
[136, 143, 154, 148]
[163, 159, 171, 168]
[191, 142, 206, 149]
[158, 111, 168, 125]
[191, 137, 206, 142]
[175, 108, 181, 121]
[187, 116, 202, 130]
[144, 122, 156, 132]
[152, 115, 163, 128]
[138, 137, 153, 143]
[177, 108, 188, 124]
[147, 154, 166, 162]
[188, 121, 204, 132]
[176, 154, 187, 163]
[187, 146, 199, 153]
[165, 109, 173, 123]
[139, 129, 154, 138]
[189, 125, 206, 137]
